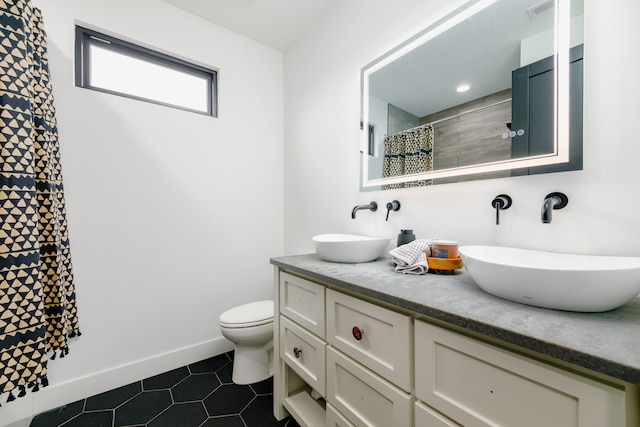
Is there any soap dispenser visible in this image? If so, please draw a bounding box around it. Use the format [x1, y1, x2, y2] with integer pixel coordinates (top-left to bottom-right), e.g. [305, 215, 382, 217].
[397, 229, 416, 247]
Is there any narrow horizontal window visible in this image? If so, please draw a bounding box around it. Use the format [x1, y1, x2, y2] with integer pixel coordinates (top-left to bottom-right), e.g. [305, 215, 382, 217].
[75, 26, 217, 117]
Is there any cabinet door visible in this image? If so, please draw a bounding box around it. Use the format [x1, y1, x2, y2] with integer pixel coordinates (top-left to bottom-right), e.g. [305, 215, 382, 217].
[280, 272, 325, 337]
[326, 289, 412, 391]
[415, 401, 460, 427]
[280, 316, 326, 396]
[415, 321, 626, 427]
[327, 347, 412, 427]
[511, 44, 583, 176]
[327, 403, 356, 427]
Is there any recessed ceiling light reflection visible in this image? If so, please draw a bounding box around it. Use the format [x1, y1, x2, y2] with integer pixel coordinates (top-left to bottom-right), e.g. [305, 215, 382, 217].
[456, 84, 471, 93]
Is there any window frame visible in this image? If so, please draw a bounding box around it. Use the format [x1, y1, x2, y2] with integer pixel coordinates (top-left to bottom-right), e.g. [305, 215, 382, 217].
[75, 26, 218, 117]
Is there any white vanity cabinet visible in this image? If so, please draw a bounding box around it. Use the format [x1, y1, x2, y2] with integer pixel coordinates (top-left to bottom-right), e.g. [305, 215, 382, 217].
[275, 271, 413, 426]
[326, 289, 412, 391]
[280, 316, 326, 395]
[276, 272, 327, 425]
[414, 320, 629, 427]
[325, 290, 413, 426]
[273, 267, 638, 427]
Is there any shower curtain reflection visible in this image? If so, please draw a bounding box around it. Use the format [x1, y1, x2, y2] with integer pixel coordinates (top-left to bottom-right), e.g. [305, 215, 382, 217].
[382, 124, 434, 189]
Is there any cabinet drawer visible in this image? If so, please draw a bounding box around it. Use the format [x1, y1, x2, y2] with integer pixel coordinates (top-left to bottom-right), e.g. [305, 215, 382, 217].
[280, 272, 325, 338]
[280, 316, 326, 396]
[415, 401, 460, 427]
[326, 403, 356, 427]
[415, 321, 626, 427]
[326, 289, 412, 391]
[327, 347, 411, 427]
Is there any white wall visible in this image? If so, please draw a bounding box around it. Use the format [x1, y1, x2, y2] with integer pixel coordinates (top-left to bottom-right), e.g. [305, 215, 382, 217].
[3, 0, 284, 424]
[283, 0, 640, 258]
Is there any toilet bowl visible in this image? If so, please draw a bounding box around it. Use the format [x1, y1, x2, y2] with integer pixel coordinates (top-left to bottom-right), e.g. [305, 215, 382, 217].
[219, 300, 274, 385]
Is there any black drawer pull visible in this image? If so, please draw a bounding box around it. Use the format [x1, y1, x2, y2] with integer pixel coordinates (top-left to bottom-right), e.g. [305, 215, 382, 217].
[293, 347, 302, 358]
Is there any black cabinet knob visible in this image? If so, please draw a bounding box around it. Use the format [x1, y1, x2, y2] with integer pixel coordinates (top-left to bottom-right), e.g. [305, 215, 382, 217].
[293, 347, 302, 358]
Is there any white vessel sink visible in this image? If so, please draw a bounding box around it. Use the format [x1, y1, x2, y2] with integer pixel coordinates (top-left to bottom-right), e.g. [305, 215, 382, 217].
[459, 245, 640, 312]
[312, 234, 390, 263]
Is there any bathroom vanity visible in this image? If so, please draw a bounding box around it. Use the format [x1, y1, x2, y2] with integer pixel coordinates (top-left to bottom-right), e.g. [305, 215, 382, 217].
[271, 254, 640, 427]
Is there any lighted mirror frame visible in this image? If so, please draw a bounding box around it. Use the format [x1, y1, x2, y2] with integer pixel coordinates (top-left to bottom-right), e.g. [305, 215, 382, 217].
[360, 0, 572, 188]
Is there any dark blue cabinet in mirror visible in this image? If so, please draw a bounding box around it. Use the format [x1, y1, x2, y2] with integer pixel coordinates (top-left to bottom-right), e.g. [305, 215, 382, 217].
[512, 44, 583, 176]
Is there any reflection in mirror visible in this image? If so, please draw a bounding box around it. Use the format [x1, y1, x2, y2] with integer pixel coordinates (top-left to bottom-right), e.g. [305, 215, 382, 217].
[360, 0, 584, 190]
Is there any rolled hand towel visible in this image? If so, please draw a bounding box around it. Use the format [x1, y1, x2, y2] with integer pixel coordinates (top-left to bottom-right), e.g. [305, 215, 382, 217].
[389, 239, 432, 274]
[394, 251, 429, 274]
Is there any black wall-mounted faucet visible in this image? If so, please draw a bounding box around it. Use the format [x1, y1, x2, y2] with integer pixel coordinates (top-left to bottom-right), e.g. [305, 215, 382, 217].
[541, 192, 569, 223]
[385, 200, 401, 221]
[351, 202, 377, 219]
[491, 194, 512, 225]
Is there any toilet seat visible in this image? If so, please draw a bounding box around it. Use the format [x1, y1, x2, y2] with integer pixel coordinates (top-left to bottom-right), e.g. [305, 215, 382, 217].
[219, 300, 274, 328]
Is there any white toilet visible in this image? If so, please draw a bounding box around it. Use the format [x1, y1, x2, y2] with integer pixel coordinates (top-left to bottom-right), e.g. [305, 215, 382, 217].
[219, 300, 274, 385]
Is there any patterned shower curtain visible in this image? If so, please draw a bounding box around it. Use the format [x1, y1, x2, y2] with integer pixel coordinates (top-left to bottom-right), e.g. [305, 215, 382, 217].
[382, 125, 434, 189]
[0, 0, 79, 405]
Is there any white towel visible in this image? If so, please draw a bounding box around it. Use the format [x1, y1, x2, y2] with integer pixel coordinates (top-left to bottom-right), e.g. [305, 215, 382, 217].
[389, 239, 431, 274]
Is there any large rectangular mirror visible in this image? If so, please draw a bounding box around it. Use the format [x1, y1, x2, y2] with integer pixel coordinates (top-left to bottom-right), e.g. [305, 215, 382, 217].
[360, 0, 584, 190]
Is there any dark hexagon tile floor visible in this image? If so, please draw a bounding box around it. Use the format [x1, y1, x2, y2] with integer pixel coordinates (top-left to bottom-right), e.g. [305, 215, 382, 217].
[30, 352, 300, 427]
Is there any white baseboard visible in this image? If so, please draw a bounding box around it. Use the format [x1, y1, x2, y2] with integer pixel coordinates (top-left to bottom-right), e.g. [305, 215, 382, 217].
[4, 418, 31, 427]
[0, 337, 234, 427]
[34, 337, 234, 414]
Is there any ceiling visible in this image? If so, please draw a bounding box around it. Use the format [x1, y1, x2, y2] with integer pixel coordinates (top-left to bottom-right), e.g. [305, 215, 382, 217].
[161, 0, 337, 51]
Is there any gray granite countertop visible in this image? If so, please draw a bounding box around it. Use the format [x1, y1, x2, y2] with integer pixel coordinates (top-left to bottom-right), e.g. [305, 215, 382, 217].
[271, 254, 640, 385]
